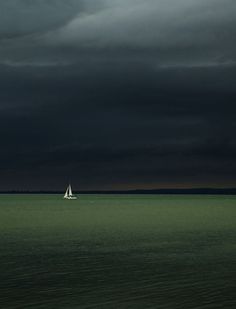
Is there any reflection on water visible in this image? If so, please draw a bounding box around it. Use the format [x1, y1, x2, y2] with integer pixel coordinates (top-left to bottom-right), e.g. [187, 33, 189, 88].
[0, 195, 236, 308]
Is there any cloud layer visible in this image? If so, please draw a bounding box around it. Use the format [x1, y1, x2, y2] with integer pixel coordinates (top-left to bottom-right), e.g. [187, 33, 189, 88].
[0, 0, 236, 190]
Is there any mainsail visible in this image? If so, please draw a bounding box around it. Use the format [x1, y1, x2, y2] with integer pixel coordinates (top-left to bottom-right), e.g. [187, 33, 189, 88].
[68, 184, 73, 196]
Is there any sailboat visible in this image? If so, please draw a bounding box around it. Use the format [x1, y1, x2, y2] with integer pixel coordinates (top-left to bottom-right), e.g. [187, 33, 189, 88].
[64, 184, 77, 200]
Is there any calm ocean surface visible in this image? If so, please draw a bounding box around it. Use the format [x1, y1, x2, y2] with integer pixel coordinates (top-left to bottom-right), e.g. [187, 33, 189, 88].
[0, 194, 235, 309]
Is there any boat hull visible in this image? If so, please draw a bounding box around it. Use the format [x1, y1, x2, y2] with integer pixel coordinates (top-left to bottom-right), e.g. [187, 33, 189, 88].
[64, 196, 77, 200]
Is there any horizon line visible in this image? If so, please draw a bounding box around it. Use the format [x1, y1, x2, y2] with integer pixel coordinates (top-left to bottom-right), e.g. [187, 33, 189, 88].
[1, 188, 236, 195]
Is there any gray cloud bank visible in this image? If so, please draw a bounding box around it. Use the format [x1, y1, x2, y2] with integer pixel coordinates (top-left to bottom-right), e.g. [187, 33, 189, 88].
[0, 0, 236, 66]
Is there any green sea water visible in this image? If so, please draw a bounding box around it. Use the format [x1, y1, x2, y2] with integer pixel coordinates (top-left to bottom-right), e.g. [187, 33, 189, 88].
[0, 194, 236, 308]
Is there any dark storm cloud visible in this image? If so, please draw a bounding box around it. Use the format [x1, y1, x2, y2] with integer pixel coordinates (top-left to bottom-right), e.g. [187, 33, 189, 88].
[1, 62, 236, 189]
[0, 0, 236, 190]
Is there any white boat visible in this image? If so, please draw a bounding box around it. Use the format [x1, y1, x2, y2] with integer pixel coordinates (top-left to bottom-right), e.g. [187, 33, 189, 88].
[64, 184, 77, 200]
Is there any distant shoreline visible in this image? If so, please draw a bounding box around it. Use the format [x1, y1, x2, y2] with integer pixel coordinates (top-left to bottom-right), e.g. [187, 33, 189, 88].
[1, 188, 236, 195]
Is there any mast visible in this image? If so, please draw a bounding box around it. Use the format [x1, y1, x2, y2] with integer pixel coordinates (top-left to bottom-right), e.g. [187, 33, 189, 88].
[69, 184, 73, 196]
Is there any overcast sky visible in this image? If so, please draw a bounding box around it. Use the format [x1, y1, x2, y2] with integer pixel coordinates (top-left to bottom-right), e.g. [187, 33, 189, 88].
[0, 0, 236, 191]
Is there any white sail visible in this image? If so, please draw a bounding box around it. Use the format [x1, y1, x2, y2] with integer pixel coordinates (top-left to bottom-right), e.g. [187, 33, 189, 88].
[64, 186, 69, 198]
